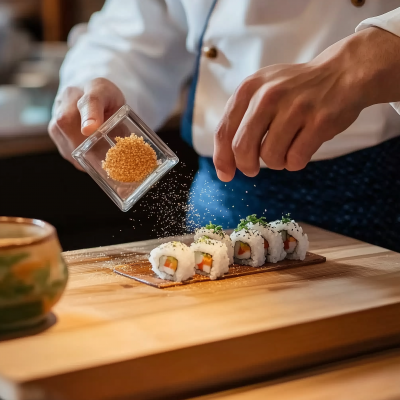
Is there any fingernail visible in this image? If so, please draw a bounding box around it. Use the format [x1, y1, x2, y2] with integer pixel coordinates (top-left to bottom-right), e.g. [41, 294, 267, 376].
[82, 118, 96, 128]
[243, 170, 259, 177]
[216, 169, 232, 182]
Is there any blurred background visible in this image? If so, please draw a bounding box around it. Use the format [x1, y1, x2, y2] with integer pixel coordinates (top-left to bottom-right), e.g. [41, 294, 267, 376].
[0, 0, 198, 251]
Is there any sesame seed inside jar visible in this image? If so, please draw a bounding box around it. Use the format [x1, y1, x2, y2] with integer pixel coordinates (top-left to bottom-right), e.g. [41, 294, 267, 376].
[102, 134, 158, 183]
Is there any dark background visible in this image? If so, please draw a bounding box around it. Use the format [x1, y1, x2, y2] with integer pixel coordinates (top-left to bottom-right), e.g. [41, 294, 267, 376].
[8, 0, 106, 42]
[0, 128, 199, 251]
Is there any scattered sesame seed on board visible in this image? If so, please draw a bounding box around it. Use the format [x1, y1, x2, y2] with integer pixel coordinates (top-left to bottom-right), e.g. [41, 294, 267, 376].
[102, 134, 158, 183]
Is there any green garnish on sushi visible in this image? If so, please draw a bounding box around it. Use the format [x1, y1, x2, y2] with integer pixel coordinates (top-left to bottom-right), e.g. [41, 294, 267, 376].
[281, 213, 292, 224]
[205, 222, 223, 233]
[235, 214, 268, 231]
[198, 235, 212, 243]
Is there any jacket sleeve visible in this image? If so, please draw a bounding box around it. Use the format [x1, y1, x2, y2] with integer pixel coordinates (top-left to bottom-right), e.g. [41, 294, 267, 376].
[355, 7, 400, 115]
[56, 0, 195, 130]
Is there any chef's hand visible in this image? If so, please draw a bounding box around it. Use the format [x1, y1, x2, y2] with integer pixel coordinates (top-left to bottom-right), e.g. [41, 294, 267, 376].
[214, 27, 400, 181]
[48, 78, 125, 169]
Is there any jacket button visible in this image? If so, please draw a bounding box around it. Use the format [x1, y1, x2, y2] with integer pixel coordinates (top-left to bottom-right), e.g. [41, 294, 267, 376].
[351, 0, 365, 6]
[202, 46, 218, 59]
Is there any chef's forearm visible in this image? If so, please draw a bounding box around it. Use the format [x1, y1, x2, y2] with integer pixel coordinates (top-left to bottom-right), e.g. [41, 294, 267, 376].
[310, 26, 400, 111]
[354, 7, 400, 112]
[350, 27, 400, 107]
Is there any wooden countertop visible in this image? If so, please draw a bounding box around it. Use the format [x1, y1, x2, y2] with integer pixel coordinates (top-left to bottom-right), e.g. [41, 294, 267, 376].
[192, 348, 400, 400]
[1, 225, 400, 400]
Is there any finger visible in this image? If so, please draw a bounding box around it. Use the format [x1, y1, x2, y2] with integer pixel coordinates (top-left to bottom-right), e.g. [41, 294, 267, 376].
[48, 119, 84, 171]
[231, 88, 274, 177]
[54, 88, 86, 150]
[53, 86, 83, 116]
[214, 96, 248, 182]
[77, 81, 106, 136]
[260, 108, 303, 170]
[213, 78, 260, 182]
[285, 123, 325, 171]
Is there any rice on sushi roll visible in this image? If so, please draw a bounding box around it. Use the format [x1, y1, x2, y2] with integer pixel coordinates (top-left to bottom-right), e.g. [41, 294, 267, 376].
[149, 241, 195, 282]
[190, 236, 230, 280]
[238, 214, 286, 263]
[270, 214, 309, 261]
[194, 223, 234, 265]
[230, 229, 265, 267]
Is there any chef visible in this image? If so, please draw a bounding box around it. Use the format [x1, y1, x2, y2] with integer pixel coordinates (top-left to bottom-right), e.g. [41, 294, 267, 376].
[49, 1, 400, 251]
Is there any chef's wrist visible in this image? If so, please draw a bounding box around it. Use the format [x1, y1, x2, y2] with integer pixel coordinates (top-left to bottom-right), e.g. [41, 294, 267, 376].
[308, 27, 400, 111]
[339, 27, 400, 108]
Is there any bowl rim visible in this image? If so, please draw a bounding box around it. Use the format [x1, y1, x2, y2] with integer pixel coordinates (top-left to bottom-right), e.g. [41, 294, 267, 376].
[0, 217, 57, 250]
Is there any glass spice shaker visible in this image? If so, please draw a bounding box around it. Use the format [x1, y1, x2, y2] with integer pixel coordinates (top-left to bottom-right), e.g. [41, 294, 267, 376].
[72, 105, 179, 212]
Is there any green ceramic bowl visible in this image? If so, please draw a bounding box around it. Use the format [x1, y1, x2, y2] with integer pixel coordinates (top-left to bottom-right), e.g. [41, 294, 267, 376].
[0, 217, 68, 331]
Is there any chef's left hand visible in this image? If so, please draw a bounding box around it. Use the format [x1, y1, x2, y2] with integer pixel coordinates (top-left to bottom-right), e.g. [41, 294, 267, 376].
[214, 27, 400, 181]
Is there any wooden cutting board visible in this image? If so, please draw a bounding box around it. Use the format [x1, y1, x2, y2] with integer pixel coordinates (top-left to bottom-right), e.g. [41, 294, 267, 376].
[190, 348, 400, 400]
[1, 224, 400, 400]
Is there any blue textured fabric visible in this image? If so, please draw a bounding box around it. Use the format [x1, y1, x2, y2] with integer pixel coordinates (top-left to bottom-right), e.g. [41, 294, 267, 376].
[187, 136, 400, 252]
[181, 0, 218, 146]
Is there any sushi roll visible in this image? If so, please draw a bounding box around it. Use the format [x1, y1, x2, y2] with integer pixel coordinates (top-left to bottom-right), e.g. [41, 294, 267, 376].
[230, 229, 265, 267]
[190, 236, 229, 280]
[194, 223, 234, 264]
[149, 241, 195, 282]
[270, 214, 309, 261]
[238, 214, 286, 263]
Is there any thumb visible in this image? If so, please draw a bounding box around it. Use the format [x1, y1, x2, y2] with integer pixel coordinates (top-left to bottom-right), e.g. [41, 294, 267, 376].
[77, 84, 105, 136]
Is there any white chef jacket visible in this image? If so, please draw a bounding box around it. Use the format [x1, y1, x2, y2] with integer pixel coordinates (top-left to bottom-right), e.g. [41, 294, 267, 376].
[57, 0, 400, 162]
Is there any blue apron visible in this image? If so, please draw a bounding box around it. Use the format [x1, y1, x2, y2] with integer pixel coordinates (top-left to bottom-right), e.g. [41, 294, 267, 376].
[186, 137, 400, 252]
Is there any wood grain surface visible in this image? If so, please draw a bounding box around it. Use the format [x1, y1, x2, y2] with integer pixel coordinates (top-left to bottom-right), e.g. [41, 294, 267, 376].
[191, 348, 400, 400]
[1, 224, 400, 400]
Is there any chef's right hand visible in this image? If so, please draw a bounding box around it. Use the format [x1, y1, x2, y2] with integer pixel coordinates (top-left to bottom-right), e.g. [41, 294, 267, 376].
[48, 78, 125, 169]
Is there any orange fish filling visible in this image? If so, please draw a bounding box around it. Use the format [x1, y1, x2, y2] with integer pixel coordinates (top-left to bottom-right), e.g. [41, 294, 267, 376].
[284, 235, 297, 253]
[263, 238, 269, 256]
[195, 252, 213, 274]
[234, 241, 251, 260]
[159, 255, 178, 275]
[238, 242, 251, 255]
